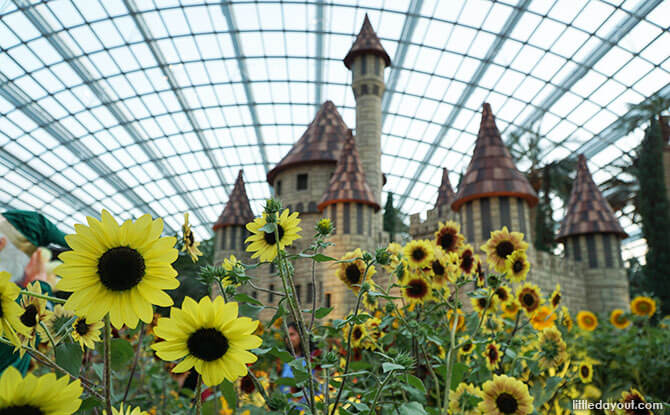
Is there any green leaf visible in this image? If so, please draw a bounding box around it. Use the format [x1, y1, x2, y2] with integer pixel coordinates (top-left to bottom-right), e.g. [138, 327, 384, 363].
[533, 376, 563, 407]
[406, 374, 426, 393]
[259, 223, 276, 234]
[382, 362, 405, 373]
[220, 379, 237, 409]
[450, 362, 467, 390]
[398, 402, 428, 415]
[75, 397, 101, 414]
[269, 346, 293, 363]
[55, 343, 82, 376]
[110, 338, 134, 371]
[275, 377, 297, 387]
[234, 293, 264, 306]
[315, 307, 333, 319]
[298, 253, 336, 262]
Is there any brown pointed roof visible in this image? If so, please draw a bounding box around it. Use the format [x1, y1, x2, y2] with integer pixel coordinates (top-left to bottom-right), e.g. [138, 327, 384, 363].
[435, 168, 456, 210]
[266, 101, 349, 185]
[318, 130, 380, 211]
[451, 103, 539, 211]
[213, 170, 255, 230]
[557, 155, 627, 242]
[343, 14, 391, 69]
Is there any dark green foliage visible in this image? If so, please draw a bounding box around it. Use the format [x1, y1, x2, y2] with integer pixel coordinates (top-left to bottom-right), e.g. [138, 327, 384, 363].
[533, 199, 554, 252]
[162, 236, 214, 313]
[383, 193, 407, 241]
[636, 119, 670, 315]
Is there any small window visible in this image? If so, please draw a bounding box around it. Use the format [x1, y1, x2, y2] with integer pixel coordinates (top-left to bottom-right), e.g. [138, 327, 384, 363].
[276, 180, 282, 196]
[307, 283, 313, 303]
[269, 284, 275, 303]
[308, 201, 317, 212]
[360, 56, 366, 74]
[357, 204, 363, 234]
[343, 203, 350, 234]
[296, 285, 302, 302]
[325, 293, 331, 308]
[252, 291, 257, 299]
[270, 262, 275, 274]
[297, 174, 308, 190]
[240, 229, 247, 249]
[375, 56, 380, 75]
[331, 205, 337, 235]
[296, 202, 304, 212]
[230, 227, 237, 250]
[220, 229, 226, 250]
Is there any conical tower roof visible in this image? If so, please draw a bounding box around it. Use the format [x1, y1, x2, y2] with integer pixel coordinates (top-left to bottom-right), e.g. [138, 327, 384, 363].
[556, 155, 627, 242]
[451, 103, 539, 211]
[343, 14, 391, 69]
[318, 130, 380, 211]
[213, 170, 254, 230]
[266, 101, 349, 185]
[435, 168, 456, 210]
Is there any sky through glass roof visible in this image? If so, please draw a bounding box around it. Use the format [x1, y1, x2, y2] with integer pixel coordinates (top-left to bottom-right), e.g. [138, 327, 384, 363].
[1, 0, 669, 262]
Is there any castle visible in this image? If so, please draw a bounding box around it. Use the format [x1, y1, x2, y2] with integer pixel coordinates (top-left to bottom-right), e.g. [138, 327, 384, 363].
[212, 16, 630, 318]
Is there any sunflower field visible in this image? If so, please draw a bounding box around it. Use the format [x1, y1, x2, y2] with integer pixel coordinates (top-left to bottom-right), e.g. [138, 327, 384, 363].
[0, 200, 668, 415]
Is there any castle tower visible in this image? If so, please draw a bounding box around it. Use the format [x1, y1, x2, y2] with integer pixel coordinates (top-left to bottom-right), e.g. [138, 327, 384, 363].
[409, 167, 458, 240]
[451, 103, 539, 275]
[318, 130, 380, 316]
[213, 170, 255, 265]
[557, 155, 629, 313]
[344, 14, 390, 239]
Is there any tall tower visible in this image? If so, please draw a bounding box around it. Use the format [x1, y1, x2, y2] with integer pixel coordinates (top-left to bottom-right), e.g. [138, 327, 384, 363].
[435, 167, 457, 220]
[409, 167, 458, 241]
[318, 130, 380, 316]
[344, 14, 390, 239]
[213, 170, 255, 265]
[557, 155, 629, 313]
[451, 103, 539, 280]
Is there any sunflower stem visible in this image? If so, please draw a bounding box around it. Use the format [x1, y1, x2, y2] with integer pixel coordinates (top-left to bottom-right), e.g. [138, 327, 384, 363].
[19, 289, 66, 304]
[103, 315, 113, 415]
[368, 373, 393, 415]
[122, 322, 145, 402]
[442, 285, 461, 415]
[194, 375, 203, 415]
[39, 321, 57, 353]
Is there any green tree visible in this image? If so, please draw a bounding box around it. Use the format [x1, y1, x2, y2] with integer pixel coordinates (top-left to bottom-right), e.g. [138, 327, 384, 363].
[383, 193, 408, 242]
[636, 118, 670, 315]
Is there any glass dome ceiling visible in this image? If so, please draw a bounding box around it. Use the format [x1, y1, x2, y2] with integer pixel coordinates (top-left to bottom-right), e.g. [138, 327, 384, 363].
[1, 0, 668, 261]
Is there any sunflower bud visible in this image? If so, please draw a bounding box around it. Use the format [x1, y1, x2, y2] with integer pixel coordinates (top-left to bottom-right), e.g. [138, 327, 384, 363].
[264, 198, 282, 216]
[316, 218, 333, 236]
[375, 248, 392, 265]
[361, 251, 374, 263]
[324, 351, 338, 365]
[385, 302, 395, 313]
[394, 351, 415, 370]
[360, 282, 371, 293]
[267, 392, 288, 411]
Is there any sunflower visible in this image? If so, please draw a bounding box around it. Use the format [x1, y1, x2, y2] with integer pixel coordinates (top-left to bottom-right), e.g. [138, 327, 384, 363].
[517, 283, 542, 316]
[560, 307, 573, 331]
[152, 296, 262, 386]
[471, 293, 498, 314]
[402, 276, 432, 305]
[394, 259, 410, 284]
[474, 258, 486, 287]
[55, 210, 179, 329]
[181, 213, 202, 263]
[403, 240, 434, 270]
[619, 388, 653, 415]
[18, 281, 52, 347]
[576, 311, 598, 331]
[493, 285, 512, 305]
[504, 250, 530, 283]
[103, 404, 148, 415]
[549, 284, 561, 309]
[41, 304, 76, 344]
[610, 309, 630, 329]
[336, 248, 375, 293]
[220, 255, 243, 287]
[482, 315, 504, 336]
[361, 282, 379, 311]
[71, 317, 104, 350]
[502, 299, 521, 319]
[458, 336, 475, 357]
[245, 209, 301, 262]
[429, 255, 449, 289]
[385, 242, 403, 271]
[350, 323, 368, 349]
[444, 251, 461, 283]
[434, 221, 464, 253]
[458, 244, 476, 276]
[365, 316, 384, 344]
[484, 342, 502, 370]
[479, 374, 533, 415]
[530, 306, 557, 330]
[0, 271, 27, 347]
[447, 309, 465, 332]
[630, 296, 656, 317]
[481, 227, 528, 274]
[578, 361, 593, 383]
[0, 366, 82, 415]
[537, 327, 567, 371]
[449, 383, 483, 415]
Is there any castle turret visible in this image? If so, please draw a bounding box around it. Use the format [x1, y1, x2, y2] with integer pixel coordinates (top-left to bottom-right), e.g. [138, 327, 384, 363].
[557, 154, 629, 313]
[410, 167, 458, 240]
[451, 103, 538, 256]
[213, 170, 255, 265]
[435, 167, 456, 218]
[344, 14, 390, 240]
[319, 130, 380, 316]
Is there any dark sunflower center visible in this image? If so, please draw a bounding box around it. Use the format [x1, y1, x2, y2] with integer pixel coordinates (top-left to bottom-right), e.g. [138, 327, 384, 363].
[583, 316, 594, 326]
[462, 343, 472, 352]
[488, 346, 498, 361]
[263, 225, 285, 245]
[187, 328, 229, 361]
[432, 261, 445, 276]
[478, 298, 489, 309]
[495, 288, 508, 302]
[637, 303, 650, 313]
[345, 264, 362, 285]
[580, 366, 590, 378]
[627, 395, 649, 415]
[552, 293, 561, 307]
[240, 375, 255, 394]
[496, 393, 519, 414]
[407, 280, 427, 297]
[0, 405, 45, 415]
[98, 247, 146, 291]
[522, 293, 536, 307]
[438, 232, 454, 251]
[461, 253, 473, 271]
[75, 319, 90, 336]
[353, 327, 363, 340]
[0, 301, 3, 318]
[411, 248, 426, 262]
[512, 260, 523, 273]
[495, 241, 515, 259]
[20, 304, 39, 328]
